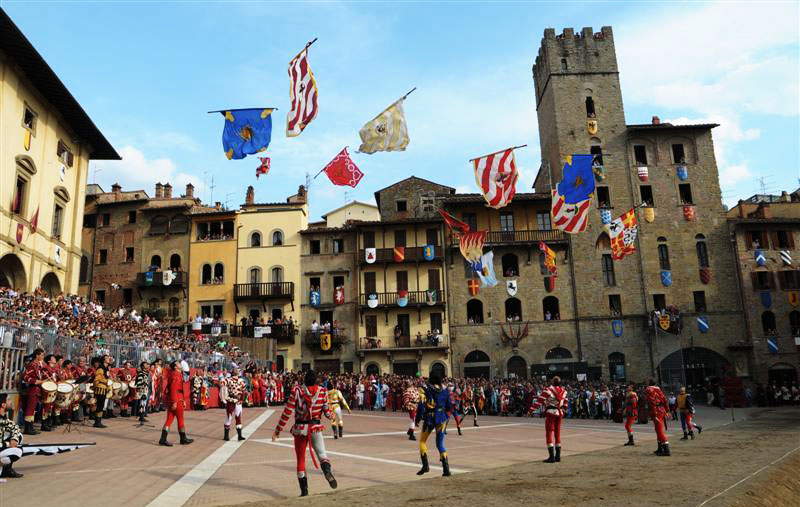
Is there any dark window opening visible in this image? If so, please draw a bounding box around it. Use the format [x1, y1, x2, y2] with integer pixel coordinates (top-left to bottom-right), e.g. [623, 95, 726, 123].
[546, 346, 572, 360]
[756, 271, 771, 290]
[57, 140, 74, 167]
[426, 228, 439, 246]
[333, 275, 345, 297]
[640, 185, 654, 206]
[362, 231, 375, 249]
[333, 238, 344, 253]
[128, 211, 137, 223]
[696, 240, 709, 268]
[123, 288, 133, 306]
[602, 254, 616, 286]
[363, 272, 376, 294]
[633, 145, 648, 165]
[542, 296, 559, 320]
[250, 232, 261, 247]
[590, 145, 604, 166]
[467, 299, 483, 324]
[52, 203, 64, 238]
[95, 290, 105, 304]
[502, 253, 518, 277]
[781, 271, 799, 290]
[125, 247, 134, 263]
[776, 230, 791, 249]
[428, 269, 441, 291]
[790, 311, 800, 335]
[79, 256, 90, 283]
[170, 254, 181, 270]
[150, 255, 162, 269]
[679, 184, 693, 205]
[394, 229, 406, 247]
[560, 58, 568, 71]
[83, 214, 97, 228]
[11, 177, 26, 214]
[462, 213, 478, 231]
[658, 244, 670, 270]
[653, 294, 666, 311]
[396, 271, 408, 292]
[102, 213, 110, 226]
[671, 143, 686, 164]
[150, 216, 168, 235]
[23, 107, 36, 130]
[693, 291, 707, 312]
[761, 311, 776, 335]
[169, 215, 189, 234]
[310, 240, 321, 254]
[214, 263, 224, 282]
[272, 231, 283, 245]
[597, 186, 611, 208]
[201, 264, 212, 285]
[609, 294, 622, 315]
[98, 249, 108, 264]
[309, 276, 320, 292]
[585, 96, 596, 118]
[396, 200, 407, 212]
[505, 297, 523, 321]
[430, 313, 443, 334]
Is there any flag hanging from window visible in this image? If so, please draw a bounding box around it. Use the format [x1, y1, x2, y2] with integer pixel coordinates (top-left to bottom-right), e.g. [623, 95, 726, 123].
[473, 148, 519, 209]
[256, 157, 270, 179]
[609, 208, 638, 260]
[220, 108, 274, 160]
[358, 98, 410, 154]
[286, 44, 319, 137]
[539, 242, 557, 275]
[475, 251, 498, 288]
[321, 148, 363, 187]
[438, 209, 487, 270]
[30, 206, 39, 233]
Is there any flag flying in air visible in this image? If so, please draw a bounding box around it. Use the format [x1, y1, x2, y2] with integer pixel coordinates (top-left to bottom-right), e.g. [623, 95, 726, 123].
[358, 98, 410, 154]
[539, 242, 557, 275]
[473, 148, 519, 209]
[287, 43, 319, 137]
[609, 208, 638, 260]
[475, 251, 498, 288]
[557, 154, 595, 204]
[256, 157, 270, 179]
[322, 148, 364, 188]
[551, 189, 591, 234]
[220, 108, 274, 160]
[438, 209, 487, 270]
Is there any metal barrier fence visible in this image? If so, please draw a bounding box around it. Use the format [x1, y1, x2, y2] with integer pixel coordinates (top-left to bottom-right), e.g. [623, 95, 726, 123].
[0, 322, 272, 392]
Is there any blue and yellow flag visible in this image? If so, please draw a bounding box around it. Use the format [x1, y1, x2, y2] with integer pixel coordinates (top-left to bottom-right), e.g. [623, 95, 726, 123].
[557, 154, 595, 204]
[221, 108, 273, 160]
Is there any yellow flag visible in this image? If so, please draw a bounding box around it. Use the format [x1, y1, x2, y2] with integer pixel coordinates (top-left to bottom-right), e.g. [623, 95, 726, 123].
[358, 99, 410, 154]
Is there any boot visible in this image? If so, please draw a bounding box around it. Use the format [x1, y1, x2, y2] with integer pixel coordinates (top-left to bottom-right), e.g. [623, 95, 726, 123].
[457, 426, 462, 436]
[407, 428, 416, 441]
[51, 415, 62, 427]
[555, 446, 561, 462]
[224, 428, 230, 441]
[321, 461, 337, 489]
[237, 427, 246, 441]
[689, 430, 695, 440]
[333, 427, 338, 440]
[624, 434, 634, 446]
[2, 464, 23, 478]
[654, 443, 664, 455]
[159, 428, 172, 447]
[338, 426, 343, 438]
[106, 409, 117, 419]
[40, 416, 52, 432]
[416, 454, 430, 475]
[121, 409, 130, 418]
[138, 412, 146, 423]
[298, 476, 308, 497]
[681, 431, 689, 441]
[72, 411, 82, 423]
[543, 446, 555, 463]
[440, 456, 451, 477]
[23, 421, 40, 435]
[93, 413, 106, 428]
[661, 443, 671, 456]
[179, 431, 193, 445]
[473, 419, 479, 427]
[696, 425, 702, 434]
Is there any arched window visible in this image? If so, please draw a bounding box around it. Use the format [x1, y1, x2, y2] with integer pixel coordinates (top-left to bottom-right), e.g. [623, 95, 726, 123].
[790, 311, 800, 335]
[250, 231, 261, 247]
[545, 347, 572, 360]
[214, 263, 224, 282]
[168, 297, 180, 319]
[150, 215, 168, 235]
[590, 138, 604, 166]
[507, 356, 528, 379]
[150, 255, 162, 269]
[502, 253, 519, 277]
[595, 232, 611, 251]
[272, 230, 284, 246]
[249, 267, 261, 283]
[465, 350, 491, 363]
[505, 297, 522, 321]
[609, 352, 626, 381]
[149, 298, 160, 309]
[585, 96, 596, 118]
[657, 237, 670, 270]
[430, 362, 446, 379]
[543, 296, 560, 320]
[271, 266, 284, 283]
[169, 253, 181, 270]
[365, 363, 380, 376]
[201, 264, 212, 284]
[761, 311, 776, 335]
[169, 215, 189, 234]
[467, 299, 484, 324]
[79, 255, 89, 283]
[696, 234, 709, 268]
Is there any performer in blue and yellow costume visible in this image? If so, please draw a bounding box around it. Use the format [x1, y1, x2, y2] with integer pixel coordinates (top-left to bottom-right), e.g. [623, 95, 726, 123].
[415, 370, 452, 477]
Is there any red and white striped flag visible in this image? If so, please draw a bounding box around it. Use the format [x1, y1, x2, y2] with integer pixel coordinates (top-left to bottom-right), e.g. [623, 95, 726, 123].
[286, 46, 319, 137]
[473, 149, 519, 209]
[551, 189, 591, 234]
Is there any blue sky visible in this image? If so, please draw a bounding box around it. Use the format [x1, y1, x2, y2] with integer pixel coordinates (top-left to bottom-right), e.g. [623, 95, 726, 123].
[5, 1, 799, 219]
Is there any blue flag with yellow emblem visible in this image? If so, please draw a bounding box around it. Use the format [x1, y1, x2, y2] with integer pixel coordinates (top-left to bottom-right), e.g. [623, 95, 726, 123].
[220, 108, 274, 160]
[557, 154, 595, 204]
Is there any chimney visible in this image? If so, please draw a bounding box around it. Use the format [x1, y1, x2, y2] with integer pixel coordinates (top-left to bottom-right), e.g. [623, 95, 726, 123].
[781, 191, 790, 203]
[215, 201, 221, 210]
[163, 183, 172, 199]
[111, 183, 121, 200]
[652, 115, 661, 125]
[245, 185, 255, 205]
[185, 183, 194, 199]
[155, 182, 163, 198]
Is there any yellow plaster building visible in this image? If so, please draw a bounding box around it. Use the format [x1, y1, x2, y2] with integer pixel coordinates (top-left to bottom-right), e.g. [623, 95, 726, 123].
[188, 207, 237, 323]
[322, 200, 379, 228]
[0, 11, 119, 293]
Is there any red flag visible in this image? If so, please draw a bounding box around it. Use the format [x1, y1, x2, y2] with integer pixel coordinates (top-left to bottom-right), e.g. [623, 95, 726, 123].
[438, 209, 471, 233]
[473, 148, 518, 208]
[287, 45, 319, 137]
[322, 148, 363, 187]
[256, 157, 270, 179]
[30, 206, 39, 233]
[393, 246, 405, 263]
[16, 223, 24, 244]
[467, 279, 480, 296]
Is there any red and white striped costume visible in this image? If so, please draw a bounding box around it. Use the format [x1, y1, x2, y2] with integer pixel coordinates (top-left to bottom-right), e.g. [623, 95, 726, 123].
[275, 384, 334, 478]
[530, 385, 567, 446]
[220, 376, 246, 430]
[403, 386, 420, 430]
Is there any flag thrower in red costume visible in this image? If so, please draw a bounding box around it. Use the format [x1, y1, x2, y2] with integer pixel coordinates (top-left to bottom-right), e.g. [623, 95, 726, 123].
[158, 361, 193, 447]
[623, 384, 638, 446]
[272, 370, 337, 497]
[645, 378, 671, 456]
[529, 376, 567, 463]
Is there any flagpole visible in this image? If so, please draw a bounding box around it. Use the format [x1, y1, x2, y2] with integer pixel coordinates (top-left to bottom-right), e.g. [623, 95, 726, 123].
[206, 108, 278, 114]
[313, 146, 347, 180]
[401, 87, 417, 100]
[469, 144, 528, 162]
[291, 37, 318, 61]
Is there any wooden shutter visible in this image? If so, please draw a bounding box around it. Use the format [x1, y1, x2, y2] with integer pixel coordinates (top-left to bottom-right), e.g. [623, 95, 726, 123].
[761, 231, 770, 250]
[789, 231, 796, 249]
[768, 271, 776, 289]
[428, 269, 441, 291]
[363, 272, 376, 294]
[770, 232, 780, 251]
[744, 232, 753, 250]
[777, 271, 786, 290]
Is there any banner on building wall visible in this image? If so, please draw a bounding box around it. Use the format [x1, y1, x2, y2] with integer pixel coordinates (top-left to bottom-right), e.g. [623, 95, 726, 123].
[365, 247, 376, 263]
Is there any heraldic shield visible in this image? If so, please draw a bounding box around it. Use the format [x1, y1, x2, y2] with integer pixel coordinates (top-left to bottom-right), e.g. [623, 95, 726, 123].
[643, 206, 655, 223]
[587, 120, 598, 135]
[423, 244, 435, 261]
[699, 267, 711, 284]
[677, 165, 688, 181]
[367, 292, 379, 308]
[365, 247, 376, 264]
[506, 280, 518, 296]
[697, 315, 709, 333]
[544, 276, 556, 292]
[320, 333, 332, 351]
[760, 291, 772, 309]
[393, 246, 405, 263]
[468, 279, 480, 296]
[789, 291, 800, 307]
[660, 270, 672, 287]
[612, 320, 623, 337]
[397, 289, 409, 307]
[755, 249, 766, 266]
[658, 314, 670, 331]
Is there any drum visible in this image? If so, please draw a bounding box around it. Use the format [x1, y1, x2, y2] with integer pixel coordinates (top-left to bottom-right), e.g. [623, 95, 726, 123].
[56, 382, 75, 409]
[111, 381, 123, 400]
[118, 382, 130, 399]
[41, 381, 58, 404]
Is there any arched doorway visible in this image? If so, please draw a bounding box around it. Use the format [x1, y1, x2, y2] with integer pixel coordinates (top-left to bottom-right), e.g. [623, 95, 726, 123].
[658, 347, 731, 391]
[464, 350, 491, 379]
[608, 352, 626, 381]
[507, 355, 527, 379]
[0, 254, 26, 290]
[40, 272, 62, 297]
[276, 354, 285, 372]
[545, 346, 572, 360]
[768, 363, 797, 386]
[430, 362, 446, 379]
[365, 363, 380, 376]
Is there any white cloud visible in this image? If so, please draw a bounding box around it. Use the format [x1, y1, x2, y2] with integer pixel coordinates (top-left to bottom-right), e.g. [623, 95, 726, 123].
[720, 163, 752, 185]
[455, 185, 472, 194]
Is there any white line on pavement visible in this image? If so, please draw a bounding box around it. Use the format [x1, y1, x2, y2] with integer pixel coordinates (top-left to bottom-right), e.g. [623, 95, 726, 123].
[144, 409, 275, 507]
[261, 422, 530, 442]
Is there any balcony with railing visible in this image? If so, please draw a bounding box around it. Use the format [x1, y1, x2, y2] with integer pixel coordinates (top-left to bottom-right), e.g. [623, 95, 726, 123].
[357, 334, 449, 352]
[449, 229, 566, 246]
[359, 246, 443, 264]
[234, 282, 295, 300]
[359, 290, 445, 308]
[303, 329, 348, 348]
[229, 323, 296, 343]
[136, 271, 188, 288]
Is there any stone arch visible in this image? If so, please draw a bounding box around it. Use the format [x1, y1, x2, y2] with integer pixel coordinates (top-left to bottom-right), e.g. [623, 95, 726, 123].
[271, 229, 284, 246]
[365, 362, 381, 376]
[201, 263, 212, 284]
[464, 349, 491, 379]
[15, 154, 37, 175]
[608, 352, 626, 381]
[40, 272, 62, 297]
[53, 185, 71, 202]
[169, 253, 182, 270]
[0, 254, 26, 290]
[545, 346, 572, 361]
[595, 231, 611, 251]
[150, 254, 162, 269]
[658, 347, 731, 390]
[505, 297, 522, 320]
[507, 355, 528, 379]
[543, 296, 560, 320]
[429, 361, 447, 379]
[249, 230, 262, 247]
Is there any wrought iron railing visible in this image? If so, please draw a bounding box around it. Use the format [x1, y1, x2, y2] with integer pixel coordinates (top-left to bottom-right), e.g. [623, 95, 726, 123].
[357, 334, 449, 351]
[234, 282, 295, 299]
[359, 290, 445, 307]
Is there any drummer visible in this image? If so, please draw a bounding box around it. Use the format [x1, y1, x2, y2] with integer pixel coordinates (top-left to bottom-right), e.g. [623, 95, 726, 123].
[57, 359, 76, 426]
[40, 354, 59, 432]
[117, 361, 135, 418]
[70, 358, 86, 422]
[22, 349, 45, 435]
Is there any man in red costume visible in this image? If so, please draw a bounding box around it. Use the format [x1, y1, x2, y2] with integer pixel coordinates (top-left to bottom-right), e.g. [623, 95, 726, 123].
[272, 370, 337, 497]
[645, 378, 670, 456]
[623, 384, 638, 446]
[22, 349, 45, 435]
[529, 376, 567, 463]
[159, 361, 193, 447]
